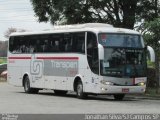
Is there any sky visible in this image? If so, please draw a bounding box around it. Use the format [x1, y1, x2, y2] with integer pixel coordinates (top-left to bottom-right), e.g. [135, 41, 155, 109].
[0, 0, 53, 41]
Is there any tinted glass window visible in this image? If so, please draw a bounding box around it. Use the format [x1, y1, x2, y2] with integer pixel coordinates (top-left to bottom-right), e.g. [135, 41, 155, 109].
[100, 48, 147, 77]
[9, 32, 85, 54]
[9, 36, 33, 53]
[72, 33, 85, 53]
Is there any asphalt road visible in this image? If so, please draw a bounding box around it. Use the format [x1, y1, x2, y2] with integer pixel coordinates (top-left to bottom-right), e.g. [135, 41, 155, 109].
[0, 82, 160, 114]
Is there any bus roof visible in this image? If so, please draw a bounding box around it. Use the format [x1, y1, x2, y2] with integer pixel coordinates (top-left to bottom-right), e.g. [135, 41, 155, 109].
[10, 23, 140, 37]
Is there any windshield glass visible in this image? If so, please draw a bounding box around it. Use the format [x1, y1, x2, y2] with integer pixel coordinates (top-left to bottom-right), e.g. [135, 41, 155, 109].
[99, 33, 143, 48]
[100, 48, 147, 77]
[98, 33, 146, 77]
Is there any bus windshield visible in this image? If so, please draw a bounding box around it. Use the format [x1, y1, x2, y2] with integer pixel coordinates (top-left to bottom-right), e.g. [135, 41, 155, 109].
[98, 33, 146, 78]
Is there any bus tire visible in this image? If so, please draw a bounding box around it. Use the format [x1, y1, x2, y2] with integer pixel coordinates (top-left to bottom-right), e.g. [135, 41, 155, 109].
[54, 90, 68, 95]
[113, 94, 125, 101]
[76, 81, 87, 99]
[24, 76, 39, 94]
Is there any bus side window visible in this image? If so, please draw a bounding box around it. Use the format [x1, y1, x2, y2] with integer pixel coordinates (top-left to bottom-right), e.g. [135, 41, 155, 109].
[9, 36, 15, 53]
[72, 32, 85, 53]
[11, 36, 24, 53]
[55, 40, 59, 52]
[87, 32, 99, 75]
[65, 39, 72, 52]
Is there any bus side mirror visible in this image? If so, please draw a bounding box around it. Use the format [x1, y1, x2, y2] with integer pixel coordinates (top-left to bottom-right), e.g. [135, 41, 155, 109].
[98, 44, 104, 60]
[147, 46, 155, 62]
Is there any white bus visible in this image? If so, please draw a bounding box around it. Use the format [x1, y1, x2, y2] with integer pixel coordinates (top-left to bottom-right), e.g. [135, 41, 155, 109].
[8, 23, 155, 100]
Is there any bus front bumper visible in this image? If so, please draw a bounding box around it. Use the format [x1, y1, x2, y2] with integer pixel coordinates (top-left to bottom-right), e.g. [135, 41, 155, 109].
[98, 85, 146, 94]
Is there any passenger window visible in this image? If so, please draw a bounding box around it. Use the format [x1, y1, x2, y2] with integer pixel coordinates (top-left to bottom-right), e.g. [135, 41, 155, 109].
[72, 32, 85, 53]
[9, 32, 86, 54]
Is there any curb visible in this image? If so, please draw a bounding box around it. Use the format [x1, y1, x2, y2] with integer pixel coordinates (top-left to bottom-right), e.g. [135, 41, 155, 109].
[126, 95, 160, 100]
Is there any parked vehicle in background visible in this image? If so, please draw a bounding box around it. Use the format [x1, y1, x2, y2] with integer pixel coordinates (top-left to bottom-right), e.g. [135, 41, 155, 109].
[0, 70, 7, 80]
[0, 63, 7, 81]
[0, 63, 7, 74]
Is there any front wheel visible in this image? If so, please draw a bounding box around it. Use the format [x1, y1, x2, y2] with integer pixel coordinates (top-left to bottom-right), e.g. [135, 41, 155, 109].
[113, 94, 125, 100]
[24, 76, 39, 94]
[76, 81, 87, 99]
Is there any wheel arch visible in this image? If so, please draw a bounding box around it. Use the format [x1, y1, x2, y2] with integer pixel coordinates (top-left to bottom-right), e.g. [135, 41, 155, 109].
[22, 73, 30, 87]
[73, 75, 84, 92]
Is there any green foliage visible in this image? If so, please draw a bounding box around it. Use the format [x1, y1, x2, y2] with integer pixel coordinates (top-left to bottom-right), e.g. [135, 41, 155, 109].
[30, 0, 160, 30]
[143, 18, 160, 91]
[145, 87, 160, 96]
[145, 18, 160, 34]
[143, 18, 160, 50]
[136, 0, 160, 22]
[30, 0, 139, 29]
[147, 68, 156, 88]
[147, 61, 155, 68]
[0, 58, 7, 64]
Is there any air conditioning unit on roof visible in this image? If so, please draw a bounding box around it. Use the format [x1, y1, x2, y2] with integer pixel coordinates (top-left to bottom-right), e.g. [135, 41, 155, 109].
[53, 23, 113, 30]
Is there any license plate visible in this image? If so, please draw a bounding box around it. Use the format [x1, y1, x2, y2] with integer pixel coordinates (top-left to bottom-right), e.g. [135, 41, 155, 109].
[122, 88, 129, 93]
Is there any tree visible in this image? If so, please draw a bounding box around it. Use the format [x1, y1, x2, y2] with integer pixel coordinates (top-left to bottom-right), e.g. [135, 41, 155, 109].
[4, 28, 17, 39]
[137, 0, 159, 21]
[4, 28, 26, 39]
[2, 28, 27, 57]
[143, 18, 160, 93]
[0, 41, 8, 57]
[31, 0, 160, 29]
[139, 0, 160, 93]
[1, 28, 17, 57]
[135, 0, 160, 32]
[31, 0, 140, 29]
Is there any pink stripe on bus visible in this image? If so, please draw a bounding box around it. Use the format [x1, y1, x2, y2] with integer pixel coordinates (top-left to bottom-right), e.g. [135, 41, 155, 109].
[8, 57, 79, 60]
[36, 57, 79, 60]
[8, 57, 31, 59]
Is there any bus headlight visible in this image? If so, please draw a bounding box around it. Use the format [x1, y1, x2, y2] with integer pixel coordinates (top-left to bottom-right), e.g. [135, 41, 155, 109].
[100, 80, 114, 85]
[137, 82, 145, 86]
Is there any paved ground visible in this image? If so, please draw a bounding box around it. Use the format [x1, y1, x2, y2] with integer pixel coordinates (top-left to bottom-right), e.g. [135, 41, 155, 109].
[0, 82, 160, 114]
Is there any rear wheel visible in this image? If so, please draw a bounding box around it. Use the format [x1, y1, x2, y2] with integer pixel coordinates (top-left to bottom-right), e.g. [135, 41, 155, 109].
[113, 94, 125, 100]
[54, 90, 68, 95]
[76, 81, 87, 99]
[24, 76, 39, 94]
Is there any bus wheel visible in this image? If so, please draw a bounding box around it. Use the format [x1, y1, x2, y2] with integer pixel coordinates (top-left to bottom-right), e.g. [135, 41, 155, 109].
[24, 76, 39, 94]
[76, 81, 87, 99]
[54, 90, 68, 95]
[113, 94, 125, 101]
